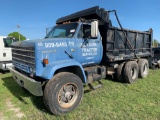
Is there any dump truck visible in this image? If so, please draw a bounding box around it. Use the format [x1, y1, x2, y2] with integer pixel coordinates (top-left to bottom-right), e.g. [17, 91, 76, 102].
[8, 6, 153, 115]
[0, 36, 17, 71]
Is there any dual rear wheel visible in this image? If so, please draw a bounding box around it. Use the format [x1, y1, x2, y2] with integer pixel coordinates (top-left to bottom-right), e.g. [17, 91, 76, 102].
[116, 59, 149, 83]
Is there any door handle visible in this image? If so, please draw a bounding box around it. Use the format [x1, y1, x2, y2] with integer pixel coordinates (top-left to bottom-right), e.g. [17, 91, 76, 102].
[71, 49, 75, 52]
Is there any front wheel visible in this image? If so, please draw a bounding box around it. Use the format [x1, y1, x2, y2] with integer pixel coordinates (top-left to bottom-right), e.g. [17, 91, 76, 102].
[43, 72, 83, 115]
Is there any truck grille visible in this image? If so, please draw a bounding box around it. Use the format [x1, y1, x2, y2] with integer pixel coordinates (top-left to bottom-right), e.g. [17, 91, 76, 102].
[12, 46, 35, 68]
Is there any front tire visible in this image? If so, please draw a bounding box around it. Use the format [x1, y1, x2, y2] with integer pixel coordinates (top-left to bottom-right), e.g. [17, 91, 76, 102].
[43, 72, 83, 115]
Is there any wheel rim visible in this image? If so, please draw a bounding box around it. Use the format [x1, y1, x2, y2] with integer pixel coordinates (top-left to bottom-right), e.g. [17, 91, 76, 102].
[131, 67, 137, 80]
[143, 64, 148, 76]
[58, 83, 78, 108]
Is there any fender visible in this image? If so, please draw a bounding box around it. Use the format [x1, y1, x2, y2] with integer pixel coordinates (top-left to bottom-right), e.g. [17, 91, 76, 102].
[40, 59, 86, 83]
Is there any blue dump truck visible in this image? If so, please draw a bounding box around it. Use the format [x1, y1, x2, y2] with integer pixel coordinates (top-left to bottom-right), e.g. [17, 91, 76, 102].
[8, 6, 153, 115]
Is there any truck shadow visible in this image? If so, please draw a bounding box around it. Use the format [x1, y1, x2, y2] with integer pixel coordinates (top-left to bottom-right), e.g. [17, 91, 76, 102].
[83, 75, 126, 94]
[105, 75, 126, 83]
[0, 70, 10, 74]
[1, 76, 53, 115]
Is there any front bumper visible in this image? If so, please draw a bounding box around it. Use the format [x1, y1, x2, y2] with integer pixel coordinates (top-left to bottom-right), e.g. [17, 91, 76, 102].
[8, 67, 43, 96]
[0, 62, 13, 71]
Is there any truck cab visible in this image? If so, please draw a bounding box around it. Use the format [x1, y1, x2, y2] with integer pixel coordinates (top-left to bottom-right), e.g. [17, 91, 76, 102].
[0, 36, 17, 71]
[9, 20, 106, 115]
[45, 22, 103, 66]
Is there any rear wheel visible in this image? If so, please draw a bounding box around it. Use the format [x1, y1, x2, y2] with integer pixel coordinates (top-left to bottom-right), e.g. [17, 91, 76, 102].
[43, 72, 83, 115]
[138, 59, 149, 78]
[116, 62, 125, 82]
[124, 61, 139, 84]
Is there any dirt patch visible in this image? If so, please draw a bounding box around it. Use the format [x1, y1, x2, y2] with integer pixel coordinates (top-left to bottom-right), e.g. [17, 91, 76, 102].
[6, 101, 14, 108]
[16, 112, 24, 118]
[0, 112, 4, 120]
[6, 100, 25, 119]
[9, 108, 20, 112]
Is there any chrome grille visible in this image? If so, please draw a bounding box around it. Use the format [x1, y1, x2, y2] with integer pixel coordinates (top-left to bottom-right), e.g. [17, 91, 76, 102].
[12, 46, 35, 67]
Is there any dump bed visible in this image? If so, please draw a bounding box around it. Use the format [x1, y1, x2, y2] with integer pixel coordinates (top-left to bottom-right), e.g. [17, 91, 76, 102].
[56, 6, 153, 63]
[105, 27, 152, 62]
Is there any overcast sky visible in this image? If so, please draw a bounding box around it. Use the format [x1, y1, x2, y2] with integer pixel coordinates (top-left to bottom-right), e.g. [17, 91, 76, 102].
[0, 0, 159, 41]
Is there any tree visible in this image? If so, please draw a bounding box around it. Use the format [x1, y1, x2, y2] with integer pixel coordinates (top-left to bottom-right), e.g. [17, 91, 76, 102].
[153, 39, 159, 47]
[8, 32, 26, 41]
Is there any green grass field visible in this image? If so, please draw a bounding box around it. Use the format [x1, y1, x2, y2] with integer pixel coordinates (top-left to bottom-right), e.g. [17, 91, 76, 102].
[0, 69, 160, 120]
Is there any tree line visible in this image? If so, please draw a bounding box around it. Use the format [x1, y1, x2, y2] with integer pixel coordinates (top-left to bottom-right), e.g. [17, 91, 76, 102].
[153, 39, 159, 47]
[8, 32, 26, 41]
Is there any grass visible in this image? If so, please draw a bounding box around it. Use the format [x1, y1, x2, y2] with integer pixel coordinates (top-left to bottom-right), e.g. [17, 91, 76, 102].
[0, 69, 160, 120]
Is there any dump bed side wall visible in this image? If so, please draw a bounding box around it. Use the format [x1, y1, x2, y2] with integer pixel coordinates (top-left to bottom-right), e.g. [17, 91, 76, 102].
[103, 27, 152, 62]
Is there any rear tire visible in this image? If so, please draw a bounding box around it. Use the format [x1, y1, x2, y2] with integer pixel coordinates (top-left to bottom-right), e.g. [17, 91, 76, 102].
[43, 72, 83, 115]
[138, 59, 149, 78]
[124, 61, 139, 84]
[116, 62, 125, 82]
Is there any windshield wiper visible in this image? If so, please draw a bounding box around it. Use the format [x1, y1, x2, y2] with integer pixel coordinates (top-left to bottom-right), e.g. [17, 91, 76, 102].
[45, 36, 59, 38]
[53, 36, 59, 38]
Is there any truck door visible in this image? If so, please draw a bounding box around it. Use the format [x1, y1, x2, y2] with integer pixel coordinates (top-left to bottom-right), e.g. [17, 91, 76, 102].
[76, 24, 102, 66]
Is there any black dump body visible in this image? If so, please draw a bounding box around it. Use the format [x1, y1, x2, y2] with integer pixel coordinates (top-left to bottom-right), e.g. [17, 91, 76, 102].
[56, 6, 153, 63]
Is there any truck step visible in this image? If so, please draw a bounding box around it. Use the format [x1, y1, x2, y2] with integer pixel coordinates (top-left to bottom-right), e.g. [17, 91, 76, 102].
[84, 66, 106, 83]
[93, 74, 102, 81]
[88, 80, 103, 90]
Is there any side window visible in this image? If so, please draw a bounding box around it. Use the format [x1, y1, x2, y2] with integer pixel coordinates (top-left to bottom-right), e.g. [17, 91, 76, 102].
[77, 25, 91, 38]
[3, 38, 18, 47]
[3, 39, 12, 47]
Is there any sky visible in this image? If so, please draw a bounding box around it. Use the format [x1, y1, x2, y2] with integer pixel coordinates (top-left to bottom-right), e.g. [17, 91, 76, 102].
[0, 0, 160, 41]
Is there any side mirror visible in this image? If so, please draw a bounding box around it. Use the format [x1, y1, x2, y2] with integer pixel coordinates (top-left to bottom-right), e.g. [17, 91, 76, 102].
[91, 20, 98, 38]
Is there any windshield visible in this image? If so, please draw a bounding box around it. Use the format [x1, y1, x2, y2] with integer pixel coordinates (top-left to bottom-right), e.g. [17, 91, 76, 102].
[46, 23, 78, 38]
[3, 37, 18, 47]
